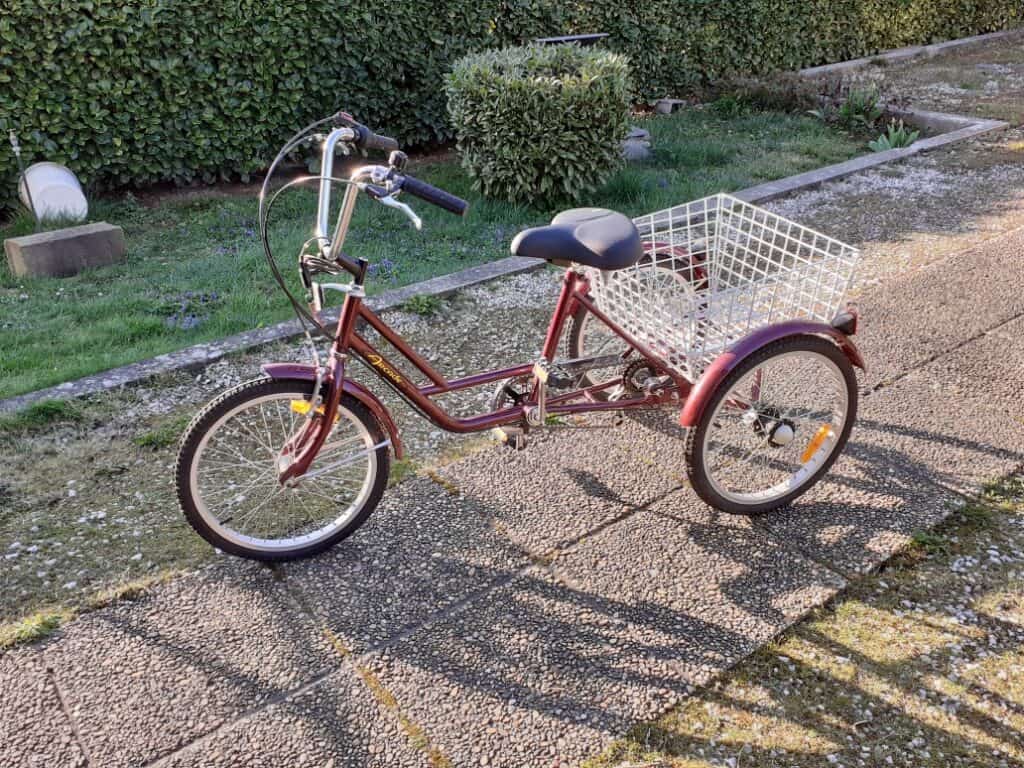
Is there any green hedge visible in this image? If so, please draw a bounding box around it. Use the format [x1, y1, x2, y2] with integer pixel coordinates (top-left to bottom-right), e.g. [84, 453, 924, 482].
[446, 45, 631, 203]
[2, 1, 1021, 203]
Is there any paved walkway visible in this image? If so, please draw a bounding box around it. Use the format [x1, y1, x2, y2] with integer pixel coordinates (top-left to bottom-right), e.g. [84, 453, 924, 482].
[5, 156, 1024, 766]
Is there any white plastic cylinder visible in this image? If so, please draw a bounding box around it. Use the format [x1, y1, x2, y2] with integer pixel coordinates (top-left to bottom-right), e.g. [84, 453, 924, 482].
[18, 162, 88, 222]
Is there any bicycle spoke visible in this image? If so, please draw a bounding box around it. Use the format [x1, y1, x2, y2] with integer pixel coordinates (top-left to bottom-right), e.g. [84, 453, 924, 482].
[701, 349, 849, 504]
[189, 389, 378, 553]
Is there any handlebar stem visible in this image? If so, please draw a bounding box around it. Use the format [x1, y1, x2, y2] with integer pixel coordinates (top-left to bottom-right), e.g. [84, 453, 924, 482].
[316, 127, 357, 241]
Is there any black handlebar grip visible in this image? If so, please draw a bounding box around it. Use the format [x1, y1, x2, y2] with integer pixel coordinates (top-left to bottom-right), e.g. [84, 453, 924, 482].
[365, 132, 399, 153]
[353, 125, 399, 153]
[400, 174, 469, 217]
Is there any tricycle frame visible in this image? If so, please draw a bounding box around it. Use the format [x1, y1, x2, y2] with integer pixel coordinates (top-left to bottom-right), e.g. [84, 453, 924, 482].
[272, 265, 693, 482]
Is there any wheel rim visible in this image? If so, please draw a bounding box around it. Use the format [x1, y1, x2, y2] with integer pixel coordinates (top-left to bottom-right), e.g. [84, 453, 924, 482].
[700, 350, 849, 505]
[189, 392, 377, 553]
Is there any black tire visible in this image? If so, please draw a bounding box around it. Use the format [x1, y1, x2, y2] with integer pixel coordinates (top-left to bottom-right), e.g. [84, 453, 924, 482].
[684, 335, 857, 516]
[176, 377, 390, 561]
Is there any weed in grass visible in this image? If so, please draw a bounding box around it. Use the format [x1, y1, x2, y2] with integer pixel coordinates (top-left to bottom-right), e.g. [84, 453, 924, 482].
[839, 87, 884, 130]
[710, 93, 749, 119]
[84, 570, 182, 610]
[868, 119, 920, 151]
[388, 456, 420, 487]
[908, 528, 948, 557]
[403, 294, 444, 316]
[132, 414, 191, 449]
[0, 399, 81, 434]
[2, 206, 89, 237]
[0, 608, 74, 649]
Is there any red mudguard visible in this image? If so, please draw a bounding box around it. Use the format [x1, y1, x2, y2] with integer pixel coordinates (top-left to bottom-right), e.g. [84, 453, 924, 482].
[679, 321, 865, 429]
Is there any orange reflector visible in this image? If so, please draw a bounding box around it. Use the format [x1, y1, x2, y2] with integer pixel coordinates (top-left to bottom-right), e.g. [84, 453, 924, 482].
[801, 425, 834, 463]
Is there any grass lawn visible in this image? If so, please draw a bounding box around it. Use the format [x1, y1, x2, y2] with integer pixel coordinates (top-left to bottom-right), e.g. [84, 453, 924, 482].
[0, 108, 865, 400]
[587, 476, 1024, 768]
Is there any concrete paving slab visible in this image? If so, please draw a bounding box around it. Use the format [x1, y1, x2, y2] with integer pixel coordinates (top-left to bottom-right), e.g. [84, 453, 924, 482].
[365, 499, 843, 767]
[936, 315, 1024, 420]
[157, 664, 429, 768]
[0, 649, 87, 768]
[755, 452, 963, 576]
[283, 478, 529, 653]
[435, 425, 682, 556]
[43, 563, 337, 768]
[854, 226, 1024, 387]
[605, 409, 691, 482]
[854, 367, 1024, 495]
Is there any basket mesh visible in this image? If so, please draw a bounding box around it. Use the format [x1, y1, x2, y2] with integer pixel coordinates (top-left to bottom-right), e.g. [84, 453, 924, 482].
[583, 194, 860, 382]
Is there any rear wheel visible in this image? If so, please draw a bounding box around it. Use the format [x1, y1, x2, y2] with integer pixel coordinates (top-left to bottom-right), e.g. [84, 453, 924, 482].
[176, 377, 390, 561]
[685, 335, 857, 515]
[566, 250, 704, 400]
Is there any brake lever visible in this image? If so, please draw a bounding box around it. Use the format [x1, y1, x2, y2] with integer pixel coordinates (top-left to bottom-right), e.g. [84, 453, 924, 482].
[377, 194, 422, 231]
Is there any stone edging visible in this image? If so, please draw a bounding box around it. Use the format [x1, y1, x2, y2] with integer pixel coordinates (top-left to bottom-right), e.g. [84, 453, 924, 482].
[735, 108, 1007, 204]
[0, 40, 1013, 413]
[799, 27, 1023, 78]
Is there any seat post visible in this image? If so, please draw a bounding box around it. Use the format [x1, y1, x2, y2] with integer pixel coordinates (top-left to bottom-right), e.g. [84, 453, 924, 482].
[540, 268, 584, 362]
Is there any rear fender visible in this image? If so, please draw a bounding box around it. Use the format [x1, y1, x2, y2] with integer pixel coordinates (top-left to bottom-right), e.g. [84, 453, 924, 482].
[678, 322, 865, 429]
[261, 363, 404, 459]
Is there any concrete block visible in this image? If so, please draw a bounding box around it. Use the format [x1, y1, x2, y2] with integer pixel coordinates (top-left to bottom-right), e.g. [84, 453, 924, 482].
[4, 221, 126, 278]
[655, 98, 686, 114]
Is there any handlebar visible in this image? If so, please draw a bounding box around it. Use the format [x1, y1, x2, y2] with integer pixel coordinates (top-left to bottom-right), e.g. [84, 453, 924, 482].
[398, 174, 469, 217]
[333, 111, 399, 153]
[354, 125, 399, 153]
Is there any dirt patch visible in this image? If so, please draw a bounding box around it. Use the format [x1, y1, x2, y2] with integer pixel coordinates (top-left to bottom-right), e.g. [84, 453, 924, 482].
[848, 31, 1024, 125]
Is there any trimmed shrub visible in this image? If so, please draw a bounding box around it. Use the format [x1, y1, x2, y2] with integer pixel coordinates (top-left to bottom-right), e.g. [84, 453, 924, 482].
[445, 44, 631, 204]
[1, 1, 1021, 204]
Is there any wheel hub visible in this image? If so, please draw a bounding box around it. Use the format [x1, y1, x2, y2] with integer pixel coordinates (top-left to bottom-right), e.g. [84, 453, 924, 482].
[767, 421, 796, 447]
[745, 406, 796, 448]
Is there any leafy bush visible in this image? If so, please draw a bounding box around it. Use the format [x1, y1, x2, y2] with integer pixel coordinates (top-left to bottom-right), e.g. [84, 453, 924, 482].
[2, 1, 1021, 204]
[838, 87, 885, 129]
[445, 44, 631, 204]
[869, 119, 921, 151]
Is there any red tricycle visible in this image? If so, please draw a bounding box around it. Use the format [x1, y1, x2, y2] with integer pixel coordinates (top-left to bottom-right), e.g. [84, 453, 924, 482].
[176, 112, 864, 561]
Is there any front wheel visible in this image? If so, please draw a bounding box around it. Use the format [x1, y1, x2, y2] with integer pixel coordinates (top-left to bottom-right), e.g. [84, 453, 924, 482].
[685, 335, 857, 515]
[176, 377, 390, 561]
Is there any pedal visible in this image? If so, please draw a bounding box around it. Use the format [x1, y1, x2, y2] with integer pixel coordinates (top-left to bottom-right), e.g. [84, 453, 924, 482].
[491, 426, 527, 451]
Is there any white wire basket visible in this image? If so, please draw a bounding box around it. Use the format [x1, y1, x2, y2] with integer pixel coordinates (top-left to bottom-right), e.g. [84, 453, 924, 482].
[583, 193, 860, 382]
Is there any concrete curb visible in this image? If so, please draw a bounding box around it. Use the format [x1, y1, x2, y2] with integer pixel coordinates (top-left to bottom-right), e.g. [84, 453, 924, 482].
[799, 27, 1023, 78]
[0, 33, 1013, 413]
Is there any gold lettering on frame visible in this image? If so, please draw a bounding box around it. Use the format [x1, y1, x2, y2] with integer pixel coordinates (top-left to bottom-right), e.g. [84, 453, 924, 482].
[366, 354, 403, 384]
